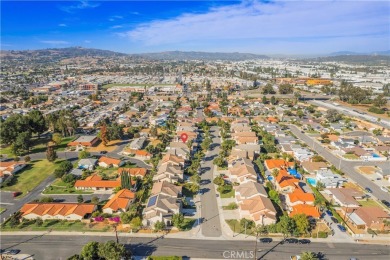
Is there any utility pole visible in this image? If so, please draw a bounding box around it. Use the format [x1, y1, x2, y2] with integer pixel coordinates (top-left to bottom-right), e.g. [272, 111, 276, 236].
[254, 230, 259, 260]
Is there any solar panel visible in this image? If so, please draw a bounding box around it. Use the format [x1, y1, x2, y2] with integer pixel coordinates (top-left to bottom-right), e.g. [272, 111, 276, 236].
[147, 195, 158, 207]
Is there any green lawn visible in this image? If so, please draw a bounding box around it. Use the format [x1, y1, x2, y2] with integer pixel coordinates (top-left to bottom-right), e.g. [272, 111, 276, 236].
[42, 179, 93, 195]
[222, 202, 238, 210]
[1, 159, 63, 197]
[225, 219, 255, 236]
[343, 154, 359, 160]
[180, 218, 196, 231]
[0, 136, 76, 157]
[218, 186, 235, 198]
[357, 199, 382, 208]
[1, 219, 111, 232]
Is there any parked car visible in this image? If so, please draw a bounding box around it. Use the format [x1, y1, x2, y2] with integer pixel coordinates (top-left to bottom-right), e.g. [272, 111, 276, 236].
[284, 238, 299, 244]
[326, 209, 333, 217]
[365, 187, 373, 193]
[331, 217, 339, 223]
[381, 200, 390, 208]
[380, 186, 388, 192]
[337, 224, 347, 232]
[259, 238, 273, 243]
[4, 249, 21, 255]
[100, 150, 108, 154]
[12, 192, 22, 198]
[298, 239, 311, 244]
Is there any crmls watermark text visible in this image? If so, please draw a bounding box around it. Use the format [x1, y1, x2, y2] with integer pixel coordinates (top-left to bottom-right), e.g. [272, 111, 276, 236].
[222, 250, 255, 259]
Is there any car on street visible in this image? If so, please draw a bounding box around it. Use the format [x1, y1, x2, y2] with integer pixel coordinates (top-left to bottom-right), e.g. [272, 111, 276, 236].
[365, 187, 373, 193]
[326, 209, 333, 216]
[284, 238, 299, 244]
[337, 224, 347, 232]
[298, 239, 311, 244]
[331, 217, 339, 223]
[380, 186, 388, 192]
[100, 150, 107, 154]
[259, 238, 273, 243]
[381, 200, 390, 208]
[4, 249, 21, 255]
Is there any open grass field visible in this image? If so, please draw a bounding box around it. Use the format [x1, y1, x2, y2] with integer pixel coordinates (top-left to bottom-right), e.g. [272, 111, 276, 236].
[357, 199, 382, 208]
[1, 159, 62, 197]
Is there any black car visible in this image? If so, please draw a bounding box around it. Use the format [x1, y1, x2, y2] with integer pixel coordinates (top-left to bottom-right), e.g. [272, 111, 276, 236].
[381, 200, 390, 208]
[298, 239, 311, 244]
[259, 238, 273, 243]
[365, 187, 372, 193]
[284, 238, 299, 244]
[331, 217, 339, 223]
[100, 150, 108, 154]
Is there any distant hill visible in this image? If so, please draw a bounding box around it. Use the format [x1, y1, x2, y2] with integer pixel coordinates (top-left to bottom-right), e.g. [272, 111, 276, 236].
[313, 54, 390, 65]
[329, 50, 390, 57]
[131, 51, 269, 61]
[0, 47, 128, 59]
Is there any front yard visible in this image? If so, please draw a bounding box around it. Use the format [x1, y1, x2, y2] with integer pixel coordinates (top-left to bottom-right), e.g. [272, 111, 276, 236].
[343, 154, 359, 160]
[1, 159, 63, 197]
[357, 199, 383, 208]
[42, 179, 94, 195]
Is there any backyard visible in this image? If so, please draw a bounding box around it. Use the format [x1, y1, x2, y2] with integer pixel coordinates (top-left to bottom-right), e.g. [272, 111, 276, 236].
[1, 159, 63, 197]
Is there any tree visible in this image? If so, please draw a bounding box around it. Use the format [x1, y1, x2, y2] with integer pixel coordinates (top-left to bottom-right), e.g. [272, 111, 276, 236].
[296, 109, 304, 118]
[78, 150, 90, 159]
[130, 216, 142, 229]
[300, 251, 318, 260]
[277, 215, 296, 236]
[52, 133, 62, 146]
[292, 214, 310, 235]
[154, 220, 166, 231]
[91, 196, 99, 205]
[372, 94, 387, 108]
[27, 110, 47, 138]
[77, 195, 84, 203]
[24, 156, 31, 162]
[120, 171, 131, 190]
[213, 176, 225, 186]
[172, 213, 185, 229]
[59, 160, 73, 173]
[39, 196, 54, 202]
[262, 95, 267, 104]
[80, 241, 99, 260]
[186, 183, 199, 193]
[240, 218, 255, 230]
[262, 83, 276, 94]
[311, 155, 325, 162]
[46, 145, 57, 162]
[325, 109, 342, 123]
[270, 96, 276, 105]
[278, 84, 294, 94]
[12, 131, 32, 155]
[98, 241, 127, 260]
[62, 174, 75, 183]
[100, 123, 109, 146]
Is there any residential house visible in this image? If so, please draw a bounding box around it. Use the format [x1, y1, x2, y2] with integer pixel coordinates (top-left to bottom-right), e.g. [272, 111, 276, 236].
[153, 163, 183, 183]
[275, 169, 299, 193]
[20, 203, 96, 221]
[78, 158, 98, 170]
[0, 160, 26, 183]
[315, 169, 347, 188]
[74, 174, 120, 191]
[129, 137, 147, 150]
[301, 161, 328, 174]
[238, 195, 277, 225]
[151, 181, 182, 198]
[234, 181, 268, 201]
[68, 136, 99, 147]
[264, 159, 294, 172]
[98, 156, 124, 168]
[102, 189, 135, 214]
[230, 144, 261, 160]
[325, 188, 364, 208]
[228, 158, 258, 183]
[158, 154, 185, 169]
[118, 168, 147, 179]
[289, 204, 321, 218]
[347, 207, 390, 231]
[142, 194, 181, 227]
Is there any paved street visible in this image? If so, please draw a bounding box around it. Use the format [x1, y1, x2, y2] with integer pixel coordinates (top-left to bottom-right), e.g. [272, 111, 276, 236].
[1, 234, 389, 260]
[289, 125, 389, 201]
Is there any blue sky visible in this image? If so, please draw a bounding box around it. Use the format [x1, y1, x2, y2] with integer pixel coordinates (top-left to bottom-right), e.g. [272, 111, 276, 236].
[1, 0, 389, 54]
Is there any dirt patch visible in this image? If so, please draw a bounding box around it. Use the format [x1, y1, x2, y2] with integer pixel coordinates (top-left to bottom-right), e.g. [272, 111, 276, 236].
[358, 166, 376, 175]
[87, 139, 123, 152]
[338, 100, 389, 120]
[343, 182, 363, 191]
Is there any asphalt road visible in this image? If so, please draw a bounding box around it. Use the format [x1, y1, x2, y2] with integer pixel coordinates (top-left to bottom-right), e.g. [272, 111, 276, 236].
[1, 234, 389, 260]
[199, 125, 223, 237]
[289, 125, 390, 202]
[310, 100, 390, 129]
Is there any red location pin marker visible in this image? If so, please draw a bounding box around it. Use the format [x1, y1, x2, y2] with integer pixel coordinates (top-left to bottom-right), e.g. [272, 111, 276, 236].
[180, 133, 188, 143]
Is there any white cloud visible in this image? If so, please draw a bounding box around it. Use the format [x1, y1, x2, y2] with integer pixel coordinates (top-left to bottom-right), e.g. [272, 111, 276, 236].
[60, 1, 100, 13]
[58, 23, 67, 27]
[111, 25, 123, 29]
[84, 40, 92, 43]
[41, 40, 70, 45]
[109, 15, 124, 22]
[120, 0, 389, 52]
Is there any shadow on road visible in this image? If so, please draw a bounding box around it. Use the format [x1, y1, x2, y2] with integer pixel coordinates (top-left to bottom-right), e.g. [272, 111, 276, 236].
[3, 233, 48, 250]
[127, 242, 157, 258]
[257, 240, 284, 260]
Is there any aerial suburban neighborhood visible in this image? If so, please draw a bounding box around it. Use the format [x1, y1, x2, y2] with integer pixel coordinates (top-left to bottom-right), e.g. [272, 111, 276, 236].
[1, 1, 390, 259]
